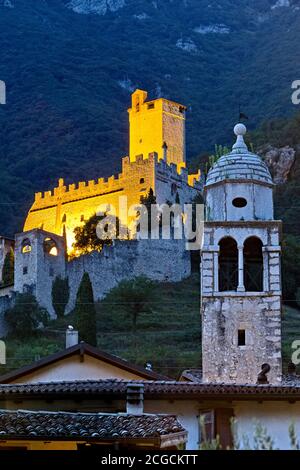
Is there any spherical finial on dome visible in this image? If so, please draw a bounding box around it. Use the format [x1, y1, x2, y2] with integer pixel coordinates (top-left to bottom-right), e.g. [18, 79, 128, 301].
[234, 123, 247, 136]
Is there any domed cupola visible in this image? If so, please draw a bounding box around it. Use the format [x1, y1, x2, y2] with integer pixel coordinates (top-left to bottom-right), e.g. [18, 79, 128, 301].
[205, 124, 274, 222]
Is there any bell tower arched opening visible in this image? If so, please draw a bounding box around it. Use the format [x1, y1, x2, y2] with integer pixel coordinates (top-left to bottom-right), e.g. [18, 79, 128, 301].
[244, 236, 263, 292]
[218, 237, 238, 292]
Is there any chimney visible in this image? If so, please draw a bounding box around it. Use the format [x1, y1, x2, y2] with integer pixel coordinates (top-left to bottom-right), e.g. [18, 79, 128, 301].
[66, 325, 78, 349]
[126, 383, 144, 415]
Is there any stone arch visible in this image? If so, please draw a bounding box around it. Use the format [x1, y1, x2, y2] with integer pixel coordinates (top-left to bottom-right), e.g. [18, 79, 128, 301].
[21, 238, 32, 254]
[43, 237, 58, 256]
[243, 236, 263, 292]
[218, 236, 238, 291]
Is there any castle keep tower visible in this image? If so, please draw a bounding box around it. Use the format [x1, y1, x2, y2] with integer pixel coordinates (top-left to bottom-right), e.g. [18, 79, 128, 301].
[201, 124, 282, 385]
[128, 89, 186, 167]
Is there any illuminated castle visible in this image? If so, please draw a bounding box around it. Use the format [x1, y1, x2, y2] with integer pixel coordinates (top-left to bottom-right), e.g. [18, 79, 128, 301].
[24, 90, 201, 252]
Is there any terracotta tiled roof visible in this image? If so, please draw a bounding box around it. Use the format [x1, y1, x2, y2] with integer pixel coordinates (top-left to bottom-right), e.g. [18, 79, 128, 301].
[1, 378, 300, 400]
[180, 369, 202, 382]
[0, 410, 186, 443]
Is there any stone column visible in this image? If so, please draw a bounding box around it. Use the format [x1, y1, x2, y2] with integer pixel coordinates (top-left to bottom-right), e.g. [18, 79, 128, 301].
[213, 250, 219, 293]
[263, 249, 269, 292]
[237, 245, 245, 292]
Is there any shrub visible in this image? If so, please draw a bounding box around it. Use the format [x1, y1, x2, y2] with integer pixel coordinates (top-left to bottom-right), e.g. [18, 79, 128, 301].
[5, 293, 49, 338]
[1, 248, 14, 286]
[112, 277, 156, 332]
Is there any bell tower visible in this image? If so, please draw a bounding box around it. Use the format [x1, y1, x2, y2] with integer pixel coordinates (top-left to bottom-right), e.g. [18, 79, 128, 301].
[201, 124, 282, 385]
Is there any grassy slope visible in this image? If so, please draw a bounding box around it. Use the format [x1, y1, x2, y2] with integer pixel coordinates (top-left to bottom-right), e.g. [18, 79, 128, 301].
[1, 273, 298, 379]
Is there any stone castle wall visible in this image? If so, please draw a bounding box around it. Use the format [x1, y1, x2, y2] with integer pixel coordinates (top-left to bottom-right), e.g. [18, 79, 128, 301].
[66, 237, 191, 314]
[13, 228, 191, 319]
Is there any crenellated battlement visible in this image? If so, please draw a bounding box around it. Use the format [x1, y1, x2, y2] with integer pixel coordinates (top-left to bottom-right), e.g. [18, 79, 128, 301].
[32, 152, 201, 211]
[25, 88, 201, 245]
[33, 170, 126, 209]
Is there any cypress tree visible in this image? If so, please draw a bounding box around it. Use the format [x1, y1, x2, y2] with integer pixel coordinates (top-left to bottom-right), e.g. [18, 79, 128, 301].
[51, 276, 70, 319]
[74, 272, 97, 346]
[2, 248, 14, 286]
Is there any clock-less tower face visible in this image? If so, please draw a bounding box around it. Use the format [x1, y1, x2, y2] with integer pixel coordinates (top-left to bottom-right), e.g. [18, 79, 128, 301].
[201, 124, 282, 385]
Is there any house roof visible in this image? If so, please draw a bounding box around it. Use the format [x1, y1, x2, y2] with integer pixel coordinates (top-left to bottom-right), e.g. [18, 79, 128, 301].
[0, 343, 169, 383]
[0, 410, 187, 447]
[180, 369, 203, 382]
[1, 378, 300, 401]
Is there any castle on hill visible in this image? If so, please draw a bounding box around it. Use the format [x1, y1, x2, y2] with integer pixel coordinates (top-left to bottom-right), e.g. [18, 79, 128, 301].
[0, 90, 202, 320]
[24, 89, 201, 252]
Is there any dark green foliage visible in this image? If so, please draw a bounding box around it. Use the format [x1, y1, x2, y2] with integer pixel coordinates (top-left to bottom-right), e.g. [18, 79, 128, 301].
[251, 112, 300, 304]
[4, 293, 49, 338]
[281, 235, 300, 303]
[110, 277, 156, 332]
[1, 248, 14, 286]
[51, 276, 70, 318]
[139, 188, 159, 235]
[73, 213, 124, 254]
[74, 272, 97, 346]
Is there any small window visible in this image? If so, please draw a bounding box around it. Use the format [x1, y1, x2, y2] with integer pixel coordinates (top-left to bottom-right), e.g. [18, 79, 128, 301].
[62, 214, 66, 223]
[49, 267, 54, 277]
[22, 239, 31, 254]
[232, 197, 247, 208]
[140, 178, 145, 184]
[147, 103, 155, 110]
[80, 215, 85, 222]
[238, 329, 246, 346]
[23, 266, 28, 275]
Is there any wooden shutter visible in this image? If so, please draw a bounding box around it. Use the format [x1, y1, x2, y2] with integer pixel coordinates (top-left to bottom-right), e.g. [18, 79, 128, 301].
[215, 408, 234, 449]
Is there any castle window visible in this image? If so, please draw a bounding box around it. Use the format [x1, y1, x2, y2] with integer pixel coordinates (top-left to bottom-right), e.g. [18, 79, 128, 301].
[171, 183, 177, 196]
[232, 197, 247, 208]
[49, 267, 54, 277]
[62, 214, 66, 223]
[43, 237, 58, 256]
[147, 103, 155, 110]
[80, 215, 85, 222]
[244, 237, 263, 292]
[218, 237, 238, 292]
[238, 329, 246, 346]
[140, 178, 145, 184]
[23, 267, 28, 275]
[21, 239, 31, 254]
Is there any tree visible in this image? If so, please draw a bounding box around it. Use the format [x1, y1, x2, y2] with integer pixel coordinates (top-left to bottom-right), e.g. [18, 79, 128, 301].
[282, 234, 300, 303]
[1, 248, 14, 286]
[5, 293, 49, 338]
[113, 277, 156, 332]
[139, 188, 159, 235]
[73, 212, 124, 255]
[74, 272, 97, 346]
[51, 276, 70, 318]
